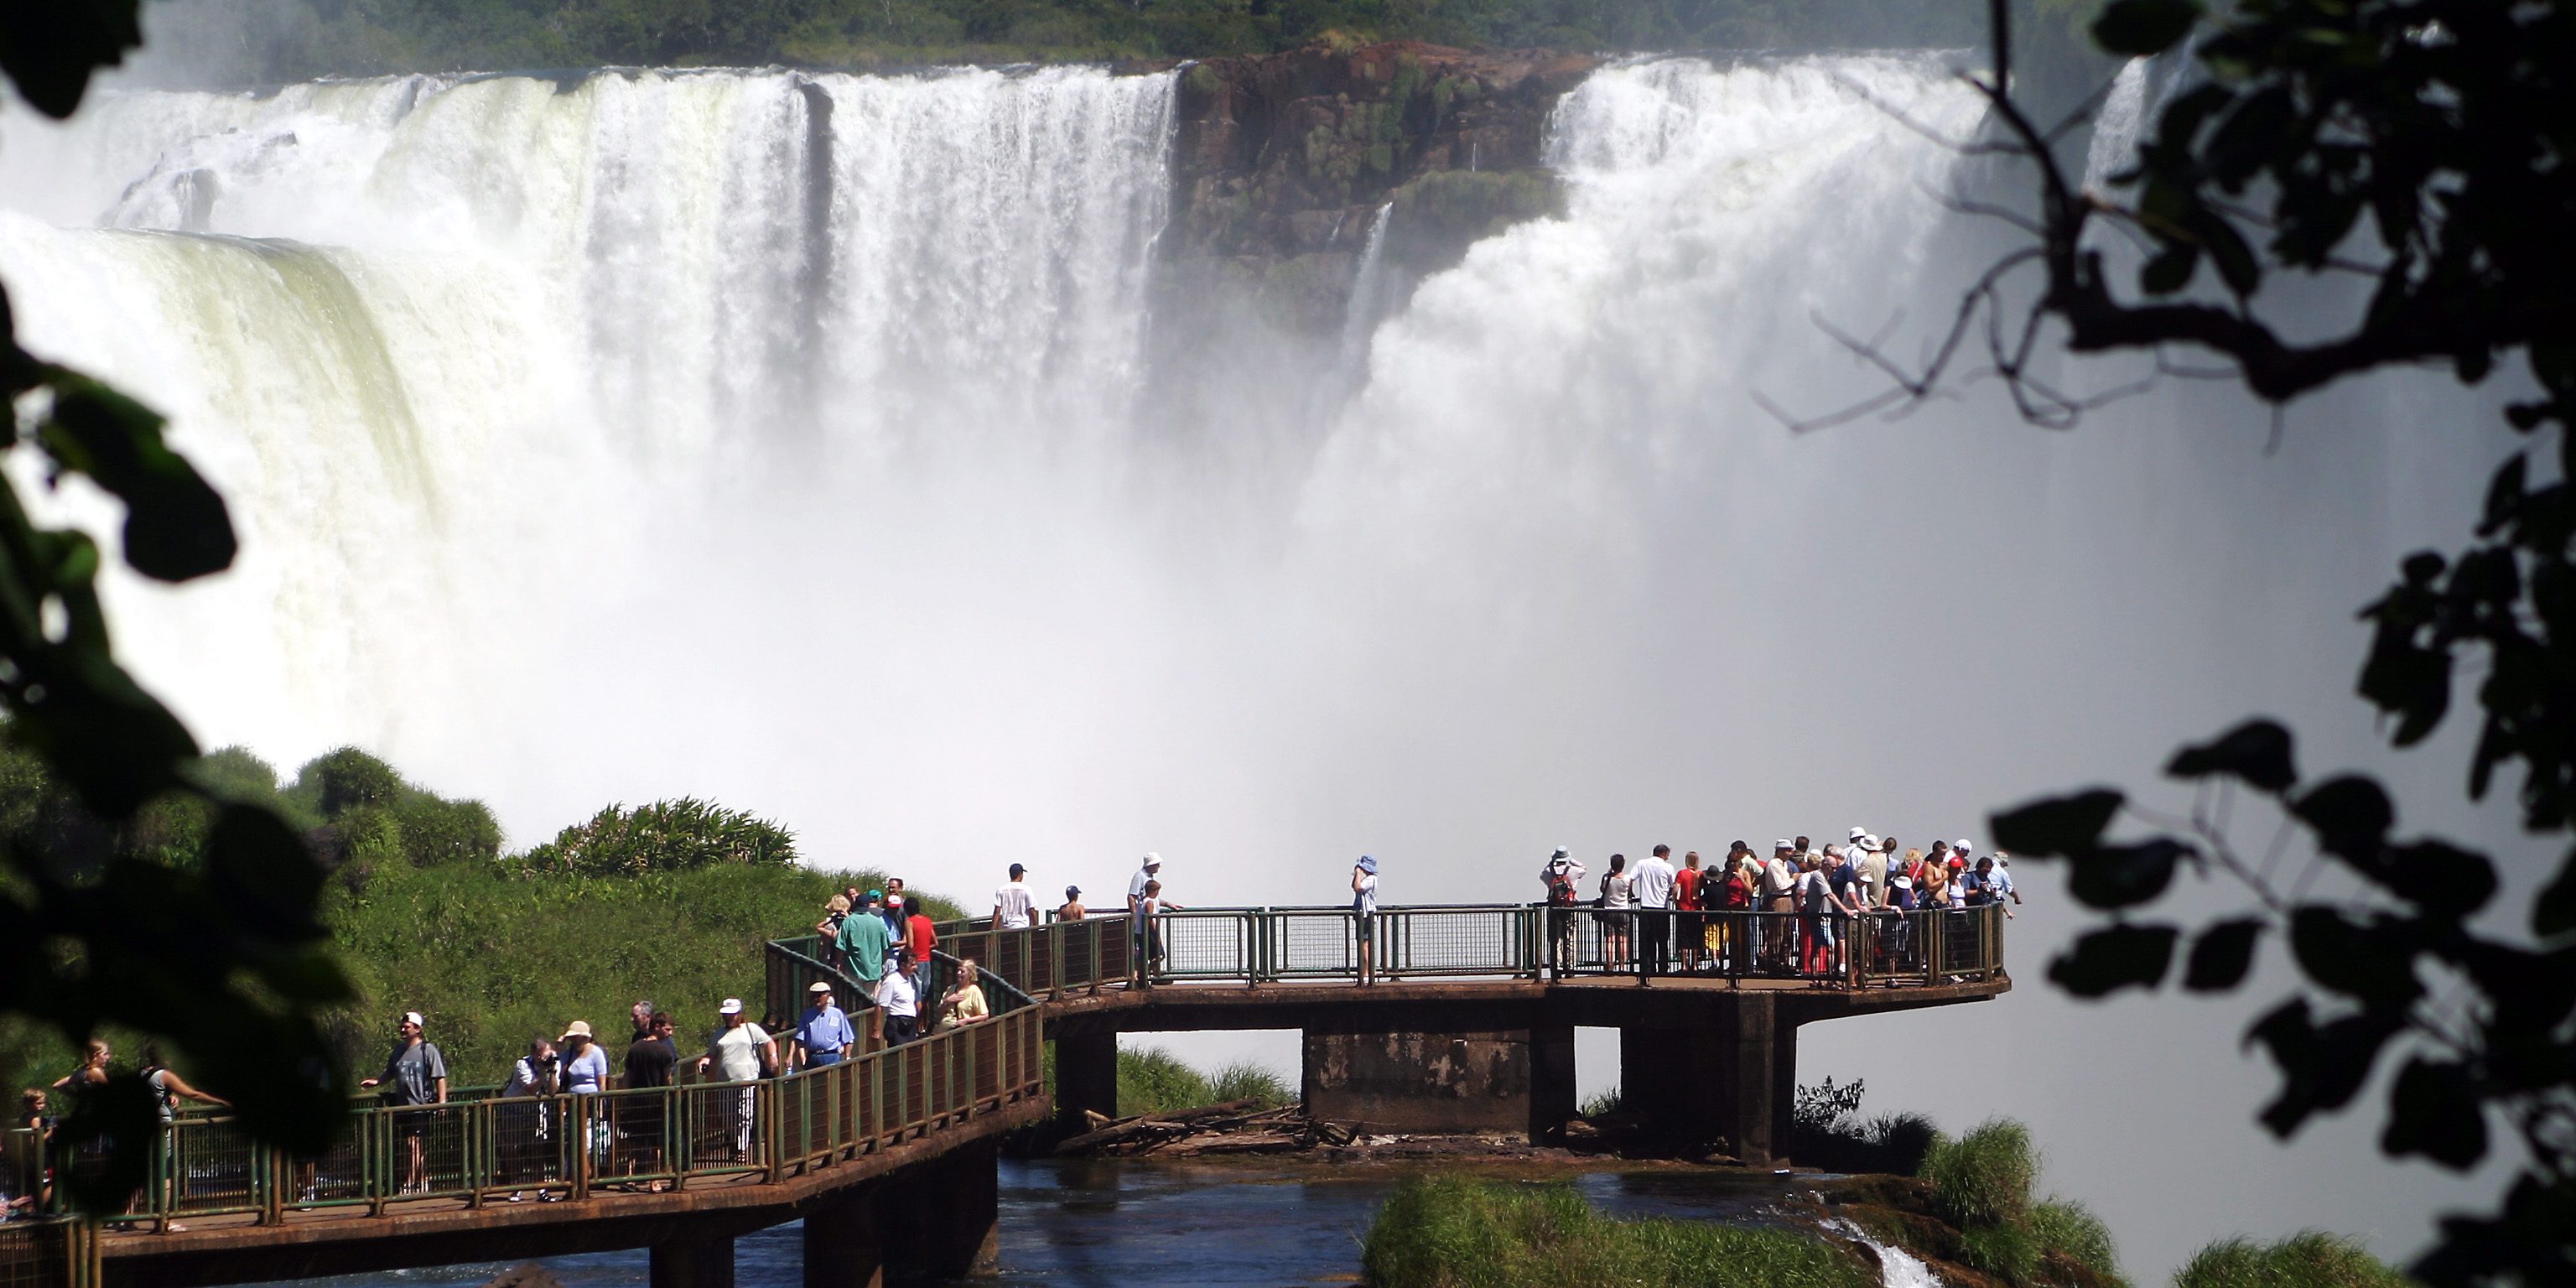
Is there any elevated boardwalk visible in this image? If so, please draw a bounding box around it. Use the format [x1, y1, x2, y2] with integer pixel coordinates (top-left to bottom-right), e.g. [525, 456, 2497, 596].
[10, 903, 2006, 1288]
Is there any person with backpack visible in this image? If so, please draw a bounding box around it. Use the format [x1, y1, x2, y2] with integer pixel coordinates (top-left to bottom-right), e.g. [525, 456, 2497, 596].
[1540, 848, 1586, 979]
[1597, 854, 1636, 972]
[359, 1011, 448, 1195]
[1720, 844, 1758, 973]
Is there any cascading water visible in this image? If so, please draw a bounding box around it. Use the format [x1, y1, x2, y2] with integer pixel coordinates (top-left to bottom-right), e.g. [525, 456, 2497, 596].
[0, 52, 2515, 1275]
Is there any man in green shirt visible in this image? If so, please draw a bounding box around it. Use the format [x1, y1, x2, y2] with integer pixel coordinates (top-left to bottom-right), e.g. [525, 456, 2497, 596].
[835, 890, 892, 995]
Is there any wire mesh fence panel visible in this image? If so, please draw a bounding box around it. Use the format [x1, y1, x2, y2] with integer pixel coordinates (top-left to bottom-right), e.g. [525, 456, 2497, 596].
[290, 1116, 371, 1208]
[0, 1219, 68, 1288]
[380, 1104, 470, 1200]
[166, 1116, 260, 1218]
[1270, 911, 1356, 977]
[1380, 907, 1524, 976]
[1939, 910, 1986, 979]
[1154, 912, 1249, 979]
[485, 1095, 570, 1197]
[595, 1089, 678, 1186]
[680, 1083, 764, 1176]
[1, 1130, 42, 1216]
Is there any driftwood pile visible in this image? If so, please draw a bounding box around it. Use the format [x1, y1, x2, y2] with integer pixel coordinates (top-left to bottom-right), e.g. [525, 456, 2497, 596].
[1052, 1098, 1356, 1157]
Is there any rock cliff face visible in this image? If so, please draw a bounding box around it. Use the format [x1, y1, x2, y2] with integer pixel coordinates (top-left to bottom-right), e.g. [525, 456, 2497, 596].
[1150, 41, 1597, 334]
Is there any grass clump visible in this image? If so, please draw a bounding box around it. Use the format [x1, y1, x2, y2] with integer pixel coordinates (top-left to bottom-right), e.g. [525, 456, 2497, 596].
[1578, 1084, 1623, 1117]
[2031, 1200, 2124, 1285]
[1116, 1046, 1213, 1114]
[1363, 1175, 1872, 1288]
[1922, 1119, 2038, 1227]
[2174, 1233, 2412, 1288]
[1208, 1060, 1293, 1108]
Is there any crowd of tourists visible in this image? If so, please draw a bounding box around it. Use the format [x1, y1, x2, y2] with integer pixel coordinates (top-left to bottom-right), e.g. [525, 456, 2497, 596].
[1540, 830, 2022, 981]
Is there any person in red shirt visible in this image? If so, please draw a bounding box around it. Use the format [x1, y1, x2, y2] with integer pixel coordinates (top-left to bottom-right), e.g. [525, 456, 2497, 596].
[1720, 844, 1757, 974]
[906, 908, 938, 1012]
[1674, 851, 1706, 974]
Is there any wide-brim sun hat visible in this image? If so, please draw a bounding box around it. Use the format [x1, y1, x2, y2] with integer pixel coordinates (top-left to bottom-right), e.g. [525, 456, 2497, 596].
[560, 1020, 593, 1041]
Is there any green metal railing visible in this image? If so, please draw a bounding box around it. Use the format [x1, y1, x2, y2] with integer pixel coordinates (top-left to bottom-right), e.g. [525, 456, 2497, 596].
[2, 945, 1043, 1254]
[911, 902, 2007, 997]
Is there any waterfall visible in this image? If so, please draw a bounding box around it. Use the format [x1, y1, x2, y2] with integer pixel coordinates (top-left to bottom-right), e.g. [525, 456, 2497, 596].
[0, 52, 2511, 1276]
[0, 54, 2496, 908]
[1334, 201, 1396, 387]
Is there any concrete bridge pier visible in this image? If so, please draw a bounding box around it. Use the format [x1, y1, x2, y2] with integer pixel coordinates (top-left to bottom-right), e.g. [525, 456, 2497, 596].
[804, 1188, 886, 1288]
[1617, 995, 1798, 1163]
[651, 1237, 736, 1288]
[1301, 1023, 1576, 1142]
[878, 1138, 1001, 1283]
[1054, 1032, 1119, 1124]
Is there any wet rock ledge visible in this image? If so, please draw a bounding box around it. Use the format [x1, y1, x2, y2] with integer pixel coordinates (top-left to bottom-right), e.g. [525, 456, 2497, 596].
[1148, 40, 1599, 332]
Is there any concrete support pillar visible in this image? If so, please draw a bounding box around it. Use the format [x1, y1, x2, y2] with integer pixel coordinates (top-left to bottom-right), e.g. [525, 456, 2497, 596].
[1303, 1029, 1536, 1137]
[651, 1238, 735, 1288]
[804, 1190, 886, 1288]
[1054, 1032, 1118, 1125]
[1614, 995, 1794, 1164]
[880, 1138, 1000, 1283]
[1529, 1024, 1576, 1143]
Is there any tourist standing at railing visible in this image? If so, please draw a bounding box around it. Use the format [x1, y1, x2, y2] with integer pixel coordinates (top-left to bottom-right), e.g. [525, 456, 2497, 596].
[796, 982, 855, 1068]
[1795, 852, 1834, 975]
[1540, 848, 1584, 979]
[501, 1039, 558, 1202]
[837, 891, 891, 1001]
[623, 1015, 677, 1192]
[874, 969, 920, 1045]
[359, 1012, 448, 1196]
[1135, 880, 1171, 981]
[697, 1000, 776, 1163]
[1124, 852, 1165, 966]
[1597, 854, 1633, 972]
[994, 863, 1038, 932]
[906, 903, 939, 1007]
[1352, 856, 1379, 987]
[1057, 886, 1086, 922]
[936, 959, 990, 1031]
[1983, 854, 2023, 917]
[1761, 842, 1798, 973]
[1633, 845, 1676, 978]
[1675, 850, 1706, 974]
[1720, 847, 1756, 973]
[1857, 837, 1889, 909]
[815, 896, 850, 970]
[136, 1044, 226, 1229]
[885, 878, 911, 934]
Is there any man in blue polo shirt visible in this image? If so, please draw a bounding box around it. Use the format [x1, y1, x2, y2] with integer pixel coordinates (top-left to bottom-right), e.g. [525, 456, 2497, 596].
[795, 981, 856, 1067]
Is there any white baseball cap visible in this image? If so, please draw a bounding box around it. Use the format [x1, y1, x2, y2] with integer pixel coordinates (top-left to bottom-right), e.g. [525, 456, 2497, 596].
[719, 998, 744, 1015]
[1955, 838, 1974, 854]
[1142, 851, 1163, 866]
[402, 1011, 424, 1027]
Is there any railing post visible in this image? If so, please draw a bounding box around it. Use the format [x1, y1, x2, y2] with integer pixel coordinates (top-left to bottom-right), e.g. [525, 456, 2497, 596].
[763, 1080, 783, 1184]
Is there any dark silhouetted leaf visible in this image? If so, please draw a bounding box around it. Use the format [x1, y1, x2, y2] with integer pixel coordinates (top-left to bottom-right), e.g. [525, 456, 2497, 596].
[2378, 840, 2497, 920]
[2048, 924, 2177, 997]
[2384, 1058, 2488, 1170]
[50, 1072, 156, 1213]
[2292, 775, 2395, 859]
[0, 0, 144, 119]
[2067, 839, 2188, 909]
[2141, 244, 2198, 294]
[2184, 917, 2262, 991]
[2092, 0, 2204, 55]
[2291, 906, 2423, 1006]
[1990, 788, 2124, 858]
[38, 376, 236, 581]
[2165, 719, 2298, 792]
[206, 802, 330, 940]
[2537, 847, 2576, 939]
[2245, 1000, 2402, 1138]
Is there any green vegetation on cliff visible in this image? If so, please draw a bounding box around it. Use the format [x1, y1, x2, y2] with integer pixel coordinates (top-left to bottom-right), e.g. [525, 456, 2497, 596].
[1361, 1174, 1874, 1288]
[0, 742, 950, 1097]
[165, 0, 2049, 82]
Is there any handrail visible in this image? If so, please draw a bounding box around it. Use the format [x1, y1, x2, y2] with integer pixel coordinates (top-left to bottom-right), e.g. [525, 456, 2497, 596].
[920, 902, 2007, 996]
[0, 900, 2002, 1280]
[8, 941, 1046, 1238]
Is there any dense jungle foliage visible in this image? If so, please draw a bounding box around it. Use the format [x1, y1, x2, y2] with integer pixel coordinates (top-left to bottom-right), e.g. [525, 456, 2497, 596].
[154, 0, 2072, 80]
[0, 741, 957, 1098]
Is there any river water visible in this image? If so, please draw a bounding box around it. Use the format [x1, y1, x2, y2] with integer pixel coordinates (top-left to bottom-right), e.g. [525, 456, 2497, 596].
[252, 1159, 1859, 1288]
